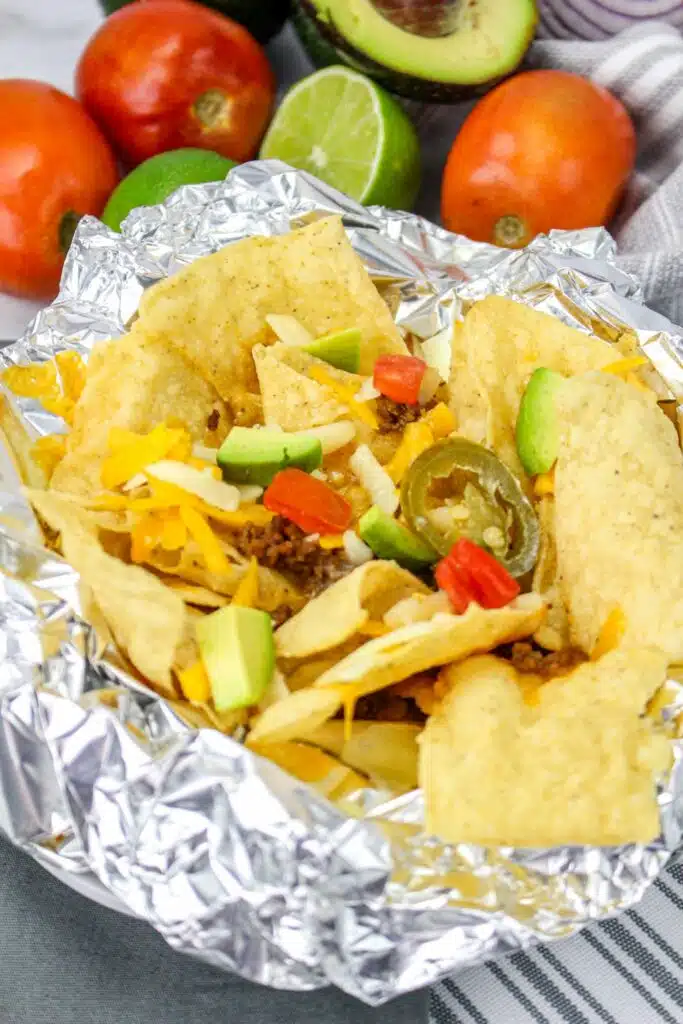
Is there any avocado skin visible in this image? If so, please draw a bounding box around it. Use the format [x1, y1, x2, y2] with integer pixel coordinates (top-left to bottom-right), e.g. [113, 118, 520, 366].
[292, 0, 534, 104]
[99, 0, 291, 44]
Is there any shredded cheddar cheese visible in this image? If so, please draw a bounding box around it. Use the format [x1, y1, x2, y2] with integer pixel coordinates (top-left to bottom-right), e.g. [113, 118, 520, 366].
[423, 402, 456, 439]
[3, 352, 86, 426]
[101, 424, 191, 490]
[591, 606, 627, 661]
[318, 533, 345, 550]
[385, 420, 434, 483]
[601, 356, 649, 376]
[533, 469, 555, 497]
[232, 557, 259, 607]
[159, 512, 188, 551]
[179, 505, 231, 576]
[358, 620, 389, 638]
[308, 365, 379, 429]
[177, 661, 211, 703]
[31, 435, 67, 479]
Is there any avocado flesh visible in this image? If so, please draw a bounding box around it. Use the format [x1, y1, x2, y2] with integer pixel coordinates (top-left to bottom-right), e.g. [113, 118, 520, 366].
[218, 427, 322, 487]
[359, 505, 436, 570]
[304, 328, 361, 373]
[515, 368, 565, 477]
[300, 0, 537, 88]
[197, 606, 275, 712]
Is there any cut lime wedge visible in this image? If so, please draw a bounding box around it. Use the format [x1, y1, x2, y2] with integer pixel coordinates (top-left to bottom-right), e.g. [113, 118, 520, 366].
[260, 66, 420, 210]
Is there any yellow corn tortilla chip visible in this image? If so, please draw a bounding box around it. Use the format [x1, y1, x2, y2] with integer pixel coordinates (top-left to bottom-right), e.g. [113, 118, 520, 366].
[133, 216, 405, 422]
[247, 687, 344, 745]
[50, 332, 228, 496]
[449, 297, 618, 476]
[315, 593, 546, 695]
[531, 496, 570, 652]
[150, 543, 301, 613]
[306, 720, 421, 792]
[420, 648, 671, 846]
[275, 560, 429, 660]
[160, 581, 229, 608]
[251, 594, 545, 745]
[27, 490, 185, 696]
[253, 344, 349, 430]
[553, 372, 683, 660]
[250, 741, 368, 801]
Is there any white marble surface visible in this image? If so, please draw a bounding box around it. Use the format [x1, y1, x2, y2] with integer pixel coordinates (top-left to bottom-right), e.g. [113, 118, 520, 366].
[0, 0, 103, 339]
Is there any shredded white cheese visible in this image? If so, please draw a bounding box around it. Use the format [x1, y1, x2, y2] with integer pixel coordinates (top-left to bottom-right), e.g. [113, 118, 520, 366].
[343, 530, 373, 566]
[350, 444, 399, 516]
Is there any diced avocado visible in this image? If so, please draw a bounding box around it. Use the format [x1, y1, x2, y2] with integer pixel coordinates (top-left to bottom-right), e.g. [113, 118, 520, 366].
[293, 0, 537, 103]
[303, 328, 361, 373]
[359, 504, 436, 570]
[217, 427, 322, 486]
[515, 368, 566, 477]
[196, 605, 275, 712]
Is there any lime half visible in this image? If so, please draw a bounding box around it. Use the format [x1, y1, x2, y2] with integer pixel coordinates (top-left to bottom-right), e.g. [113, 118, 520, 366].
[260, 66, 421, 210]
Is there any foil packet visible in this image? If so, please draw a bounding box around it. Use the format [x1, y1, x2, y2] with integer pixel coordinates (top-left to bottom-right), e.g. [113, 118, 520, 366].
[0, 161, 681, 1005]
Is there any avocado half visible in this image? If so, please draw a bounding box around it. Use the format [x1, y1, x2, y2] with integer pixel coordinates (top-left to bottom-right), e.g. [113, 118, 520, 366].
[99, 0, 291, 44]
[293, 0, 538, 103]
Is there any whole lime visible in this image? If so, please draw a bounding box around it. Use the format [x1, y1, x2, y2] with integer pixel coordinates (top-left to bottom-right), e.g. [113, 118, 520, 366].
[101, 148, 236, 231]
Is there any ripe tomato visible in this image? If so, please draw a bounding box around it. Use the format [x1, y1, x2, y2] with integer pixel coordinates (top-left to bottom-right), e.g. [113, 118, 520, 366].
[76, 0, 275, 168]
[441, 70, 636, 247]
[0, 80, 118, 300]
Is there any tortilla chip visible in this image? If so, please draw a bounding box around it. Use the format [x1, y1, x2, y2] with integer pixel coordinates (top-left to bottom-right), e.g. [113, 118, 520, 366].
[253, 344, 349, 430]
[50, 332, 228, 496]
[449, 297, 617, 477]
[27, 490, 185, 695]
[315, 593, 546, 696]
[133, 216, 405, 422]
[247, 687, 344, 745]
[275, 560, 429, 660]
[553, 372, 683, 660]
[152, 544, 301, 612]
[250, 741, 368, 801]
[161, 580, 229, 608]
[421, 648, 670, 846]
[532, 497, 570, 652]
[306, 720, 421, 792]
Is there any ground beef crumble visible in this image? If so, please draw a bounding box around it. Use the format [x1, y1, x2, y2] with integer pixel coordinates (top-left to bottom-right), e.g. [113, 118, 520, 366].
[232, 516, 349, 596]
[353, 690, 427, 724]
[505, 642, 587, 680]
[375, 395, 422, 432]
[270, 604, 294, 629]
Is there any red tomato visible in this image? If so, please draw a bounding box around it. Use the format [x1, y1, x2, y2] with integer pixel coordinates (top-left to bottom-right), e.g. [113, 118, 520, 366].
[373, 354, 427, 405]
[436, 538, 520, 613]
[76, 0, 275, 168]
[434, 556, 474, 615]
[441, 70, 636, 247]
[0, 80, 118, 300]
[264, 468, 353, 536]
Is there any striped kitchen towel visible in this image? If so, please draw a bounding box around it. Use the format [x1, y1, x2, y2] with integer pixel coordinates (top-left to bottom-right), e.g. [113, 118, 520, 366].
[430, 859, 683, 1024]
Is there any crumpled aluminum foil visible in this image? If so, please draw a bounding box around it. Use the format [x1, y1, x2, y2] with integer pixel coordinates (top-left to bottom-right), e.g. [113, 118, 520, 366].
[0, 160, 682, 1005]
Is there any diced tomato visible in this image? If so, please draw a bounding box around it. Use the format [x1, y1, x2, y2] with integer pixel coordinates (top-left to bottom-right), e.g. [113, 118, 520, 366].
[263, 468, 352, 535]
[373, 354, 427, 406]
[436, 538, 520, 612]
[434, 555, 476, 614]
